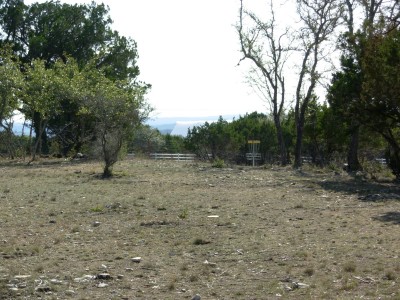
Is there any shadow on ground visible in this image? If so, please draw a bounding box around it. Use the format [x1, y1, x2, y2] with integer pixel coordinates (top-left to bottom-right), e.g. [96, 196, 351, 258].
[316, 178, 400, 201]
[373, 211, 400, 224]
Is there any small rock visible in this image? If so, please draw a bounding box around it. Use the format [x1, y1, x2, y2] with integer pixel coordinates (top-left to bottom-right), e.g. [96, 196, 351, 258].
[65, 290, 75, 295]
[117, 274, 124, 279]
[203, 260, 217, 267]
[96, 273, 112, 280]
[74, 275, 95, 283]
[97, 282, 108, 288]
[49, 220, 56, 224]
[131, 257, 141, 263]
[35, 285, 51, 293]
[125, 268, 134, 272]
[92, 221, 101, 227]
[49, 279, 63, 285]
[14, 275, 31, 279]
[192, 294, 201, 300]
[296, 282, 309, 288]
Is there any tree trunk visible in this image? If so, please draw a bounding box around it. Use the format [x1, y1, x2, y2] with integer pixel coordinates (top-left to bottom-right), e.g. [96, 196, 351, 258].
[347, 126, 361, 171]
[273, 114, 288, 165]
[294, 119, 304, 168]
[294, 103, 307, 168]
[33, 112, 49, 155]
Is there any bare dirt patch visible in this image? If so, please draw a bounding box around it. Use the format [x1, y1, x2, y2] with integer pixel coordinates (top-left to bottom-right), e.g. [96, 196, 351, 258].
[0, 158, 399, 299]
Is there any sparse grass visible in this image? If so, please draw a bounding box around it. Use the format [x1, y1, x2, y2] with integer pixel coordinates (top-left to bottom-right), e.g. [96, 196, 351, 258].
[343, 261, 357, 273]
[304, 266, 314, 276]
[178, 208, 188, 219]
[193, 238, 210, 245]
[0, 158, 399, 299]
[90, 205, 105, 212]
[211, 158, 225, 168]
[71, 226, 80, 233]
[189, 274, 199, 282]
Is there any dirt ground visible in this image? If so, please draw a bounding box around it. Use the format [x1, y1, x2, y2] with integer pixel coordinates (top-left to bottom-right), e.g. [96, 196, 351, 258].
[0, 158, 399, 299]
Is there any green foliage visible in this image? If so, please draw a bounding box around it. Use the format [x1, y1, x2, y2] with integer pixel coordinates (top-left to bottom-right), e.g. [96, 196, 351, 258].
[78, 66, 150, 177]
[186, 113, 293, 164]
[302, 99, 348, 165]
[0, 45, 23, 125]
[162, 134, 186, 153]
[12, 1, 112, 65]
[178, 208, 188, 219]
[212, 158, 225, 168]
[0, 0, 149, 161]
[231, 112, 279, 163]
[129, 125, 164, 154]
[360, 27, 400, 177]
[186, 116, 241, 161]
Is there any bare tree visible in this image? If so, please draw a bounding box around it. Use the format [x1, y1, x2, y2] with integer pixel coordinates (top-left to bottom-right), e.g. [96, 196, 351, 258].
[238, 0, 342, 167]
[237, 0, 293, 165]
[293, 0, 343, 167]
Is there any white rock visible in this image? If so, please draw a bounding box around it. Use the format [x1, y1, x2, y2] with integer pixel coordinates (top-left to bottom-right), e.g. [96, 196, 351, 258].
[74, 275, 95, 283]
[14, 275, 31, 279]
[50, 279, 63, 285]
[65, 290, 75, 295]
[97, 282, 108, 288]
[131, 257, 141, 263]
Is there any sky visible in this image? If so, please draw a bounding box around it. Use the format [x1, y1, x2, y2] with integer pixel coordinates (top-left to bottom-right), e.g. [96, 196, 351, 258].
[25, 0, 272, 119]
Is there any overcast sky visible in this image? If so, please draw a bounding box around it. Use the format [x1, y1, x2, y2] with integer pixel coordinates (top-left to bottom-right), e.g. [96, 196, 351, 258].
[24, 0, 273, 119]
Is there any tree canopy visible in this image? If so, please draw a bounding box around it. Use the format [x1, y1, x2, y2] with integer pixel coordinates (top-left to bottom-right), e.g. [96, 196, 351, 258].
[0, 0, 151, 176]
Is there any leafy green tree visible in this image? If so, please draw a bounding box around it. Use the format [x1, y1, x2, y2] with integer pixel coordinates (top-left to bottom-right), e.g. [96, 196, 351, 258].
[79, 65, 150, 177]
[325, 0, 400, 176]
[95, 31, 140, 81]
[45, 57, 94, 156]
[14, 1, 111, 64]
[0, 0, 146, 155]
[162, 134, 186, 153]
[23, 59, 54, 158]
[22, 58, 77, 160]
[327, 52, 363, 170]
[0, 0, 24, 49]
[0, 45, 23, 158]
[0, 45, 22, 127]
[360, 25, 400, 178]
[230, 112, 277, 163]
[186, 113, 282, 164]
[186, 116, 241, 161]
[327, 0, 399, 171]
[129, 125, 164, 154]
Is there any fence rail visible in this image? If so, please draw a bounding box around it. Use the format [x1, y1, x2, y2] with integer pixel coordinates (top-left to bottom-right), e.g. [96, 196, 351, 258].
[150, 153, 196, 161]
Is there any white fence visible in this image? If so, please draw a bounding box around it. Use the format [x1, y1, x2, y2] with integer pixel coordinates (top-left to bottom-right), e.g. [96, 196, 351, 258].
[150, 153, 196, 161]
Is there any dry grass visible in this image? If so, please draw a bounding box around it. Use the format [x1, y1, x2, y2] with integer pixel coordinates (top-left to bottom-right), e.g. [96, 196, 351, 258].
[0, 158, 399, 299]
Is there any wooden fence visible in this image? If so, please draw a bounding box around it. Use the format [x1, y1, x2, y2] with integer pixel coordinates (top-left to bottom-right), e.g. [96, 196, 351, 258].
[150, 153, 196, 161]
